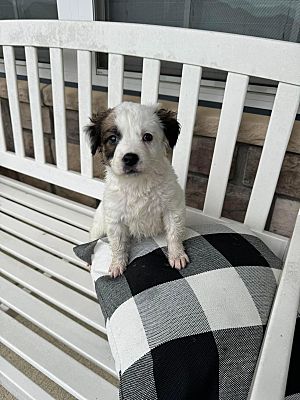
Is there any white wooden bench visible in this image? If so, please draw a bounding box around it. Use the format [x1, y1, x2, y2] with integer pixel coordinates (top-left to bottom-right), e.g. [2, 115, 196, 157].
[0, 20, 299, 400]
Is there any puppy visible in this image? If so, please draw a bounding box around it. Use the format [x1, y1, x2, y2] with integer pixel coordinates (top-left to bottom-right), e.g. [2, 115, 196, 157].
[86, 102, 189, 278]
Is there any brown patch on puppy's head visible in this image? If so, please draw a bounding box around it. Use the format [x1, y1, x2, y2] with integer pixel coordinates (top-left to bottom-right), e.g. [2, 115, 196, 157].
[85, 109, 120, 165]
[156, 108, 181, 149]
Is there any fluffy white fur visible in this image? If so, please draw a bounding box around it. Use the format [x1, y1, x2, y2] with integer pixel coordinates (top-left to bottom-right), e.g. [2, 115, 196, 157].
[89, 102, 189, 278]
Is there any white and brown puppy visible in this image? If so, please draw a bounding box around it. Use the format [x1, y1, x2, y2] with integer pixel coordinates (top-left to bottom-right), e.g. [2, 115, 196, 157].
[86, 101, 189, 278]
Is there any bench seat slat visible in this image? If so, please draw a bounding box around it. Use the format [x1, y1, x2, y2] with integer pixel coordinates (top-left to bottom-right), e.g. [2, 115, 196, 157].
[1, 196, 88, 244]
[0, 230, 95, 297]
[0, 176, 94, 217]
[0, 178, 93, 229]
[0, 311, 118, 400]
[0, 356, 54, 400]
[1, 213, 85, 268]
[0, 153, 105, 203]
[0, 277, 115, 376]
[0, 251, 104, 331]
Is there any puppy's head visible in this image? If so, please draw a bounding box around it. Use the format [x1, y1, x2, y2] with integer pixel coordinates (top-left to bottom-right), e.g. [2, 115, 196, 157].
[85, 102, 180, 176]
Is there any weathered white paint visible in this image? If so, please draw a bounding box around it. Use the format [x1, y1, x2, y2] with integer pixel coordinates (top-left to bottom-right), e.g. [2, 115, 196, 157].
[25, 46, 45, 164]
[204, 73, 249, 218]
[0, 356, 54, 400]
[249, 210, 300, 400]
[0, 21, 299, 85]
[108, 53, 124, 108]
[141, 58, 160, 105]
[0, 312, 118, 400]
[245, 83, 300, 231]
[0, 99, 5, 151]
[3, 45, 24, 157]
[172, 64, 202, 189]
[77, 50, 93, 177]
[0, 20, 299, 400]
[50, 47, 68, 170]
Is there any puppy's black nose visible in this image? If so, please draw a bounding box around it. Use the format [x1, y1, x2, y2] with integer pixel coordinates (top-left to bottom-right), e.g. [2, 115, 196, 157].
[123, 153, 139, 166]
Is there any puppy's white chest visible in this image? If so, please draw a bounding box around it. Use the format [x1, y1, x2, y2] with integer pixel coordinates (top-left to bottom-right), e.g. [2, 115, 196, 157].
[123, 193, 164, 238]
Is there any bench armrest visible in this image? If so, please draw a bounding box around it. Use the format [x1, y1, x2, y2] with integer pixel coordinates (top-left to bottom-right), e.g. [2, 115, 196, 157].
[249, 209, 300, 400]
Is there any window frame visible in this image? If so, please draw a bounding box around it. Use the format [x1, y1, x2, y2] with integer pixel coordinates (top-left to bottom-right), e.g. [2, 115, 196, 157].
[0, 0, 297, 113]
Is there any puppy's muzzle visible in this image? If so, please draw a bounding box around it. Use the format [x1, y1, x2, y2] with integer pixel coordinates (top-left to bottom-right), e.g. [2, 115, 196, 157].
[123, 153, 140, 174]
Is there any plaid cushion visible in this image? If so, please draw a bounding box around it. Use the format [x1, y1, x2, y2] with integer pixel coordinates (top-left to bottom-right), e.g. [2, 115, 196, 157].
[73, 223, 297, 399]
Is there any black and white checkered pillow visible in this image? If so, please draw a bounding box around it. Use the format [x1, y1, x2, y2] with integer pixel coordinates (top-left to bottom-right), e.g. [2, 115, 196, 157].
[74, 223, 298, 400]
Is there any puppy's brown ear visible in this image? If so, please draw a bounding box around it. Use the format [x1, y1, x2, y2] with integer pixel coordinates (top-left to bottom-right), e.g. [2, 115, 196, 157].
[85, 109, 112, 155]
[156, 108, 181, 149]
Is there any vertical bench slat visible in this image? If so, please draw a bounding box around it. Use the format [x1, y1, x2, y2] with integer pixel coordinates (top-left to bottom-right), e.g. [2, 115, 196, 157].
[107, 54, 124, 108]
[77, 50, 93, 178]
[3, 46, 24, 157]
[0, 100, 5, 151]
[172, 64, 202, 189]
[203, 73, 249, 218]
[50, 48, 67, 170]
[245, 83, 300, 231]
[141, 58, 160, 105]
[25, 46, 45, 164]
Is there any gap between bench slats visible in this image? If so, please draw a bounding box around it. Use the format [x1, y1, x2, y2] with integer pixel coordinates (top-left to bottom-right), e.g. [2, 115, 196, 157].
[77, 50, 93, 178]
[108, 54, 124, 108]
[0, 356, 54, 400]
[0, 230, 95, 298]
[1, 213, 85, 268]
[172, 64, 202, 189]
[2, 45, 24, 157]
[25, 46, 45, 164]
[203, 73, 249, 218]
[0, 179, 93, 229]
[0, 99, 6, 151]
[0, 311, 118, 400]
[0, 277, 115, 376]
[1, 197, 88, 244]
[141, 58, 160, 105]
[245, 83, 300, 231]
[49, 47, 68, 171]
[0, 252, 104, 332]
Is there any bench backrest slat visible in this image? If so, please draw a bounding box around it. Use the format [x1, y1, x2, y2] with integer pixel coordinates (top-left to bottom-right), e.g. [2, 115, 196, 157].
[172, 64, 202, 189]
[107, 53, 124, 108]
[3, 45, 24, 157]
[203, 73, 249, 218]
[25, 46, 45, 164]
[77, 50, 93, 178]
[141, 58, 160, 105]
[245, 83, 300, 231]
[49, 47, 68, 170]
[0, 100, 5, 151]
[0, 20, 299, 234]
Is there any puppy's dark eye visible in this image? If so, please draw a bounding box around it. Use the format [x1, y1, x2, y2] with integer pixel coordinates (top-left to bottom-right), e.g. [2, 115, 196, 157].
[108, 135, 117, 144]
[143, 133, 153, 142]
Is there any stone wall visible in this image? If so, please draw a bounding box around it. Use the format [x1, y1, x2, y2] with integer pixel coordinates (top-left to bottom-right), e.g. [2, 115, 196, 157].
[0, 77, 299, 237]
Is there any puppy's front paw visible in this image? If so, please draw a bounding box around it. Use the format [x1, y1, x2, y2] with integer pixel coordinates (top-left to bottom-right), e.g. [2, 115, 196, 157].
[109, 263, 126, 278]
[169, 252, 189, 270]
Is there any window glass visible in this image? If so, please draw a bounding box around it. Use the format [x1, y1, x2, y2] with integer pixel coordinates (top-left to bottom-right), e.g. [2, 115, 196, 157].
[0, 0, 58, 63]
[95, 0, 300, 81]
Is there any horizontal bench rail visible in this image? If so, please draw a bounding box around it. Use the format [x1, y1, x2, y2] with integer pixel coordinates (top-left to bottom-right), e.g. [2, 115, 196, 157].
[0, 20, 299, 85]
